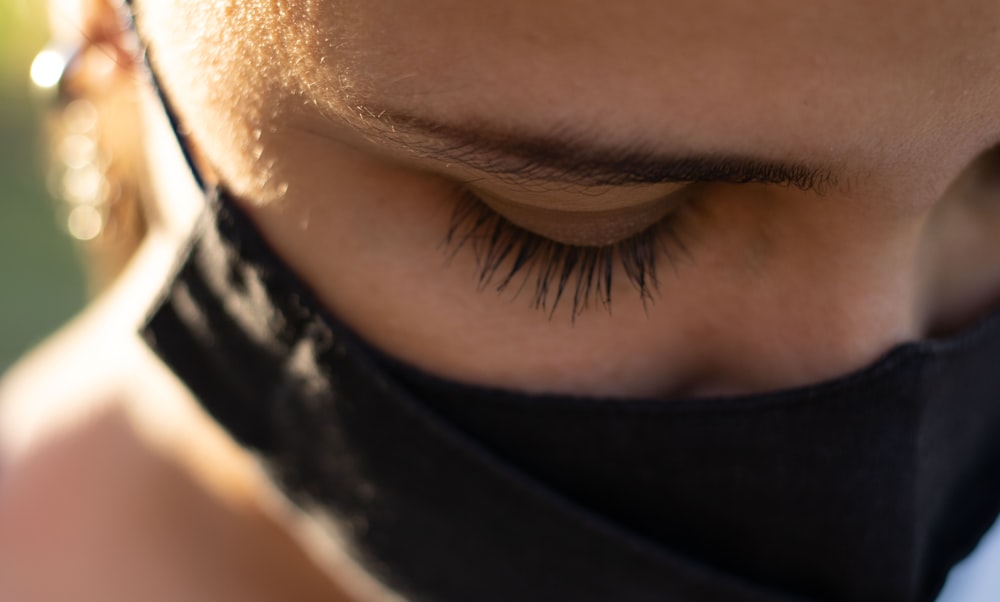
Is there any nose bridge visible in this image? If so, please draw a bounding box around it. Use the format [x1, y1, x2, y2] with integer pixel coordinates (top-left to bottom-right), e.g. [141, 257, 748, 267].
[661, 263, 923, 400]
[914, 146, 1000, 340]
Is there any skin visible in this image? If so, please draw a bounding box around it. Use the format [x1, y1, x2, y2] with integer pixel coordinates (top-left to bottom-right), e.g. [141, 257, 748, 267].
[135, 0, 1000, 398]
[3, 0, 1000, 599]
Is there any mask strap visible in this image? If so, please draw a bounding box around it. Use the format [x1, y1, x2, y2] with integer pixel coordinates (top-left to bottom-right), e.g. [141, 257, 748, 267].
[120, 0, 208, 193]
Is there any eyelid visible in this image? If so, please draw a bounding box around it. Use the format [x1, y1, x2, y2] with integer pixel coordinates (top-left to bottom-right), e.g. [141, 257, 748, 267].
[462, 179, 688, 211]
[467, 183, 694, 247]
[443, 189, 692, 319]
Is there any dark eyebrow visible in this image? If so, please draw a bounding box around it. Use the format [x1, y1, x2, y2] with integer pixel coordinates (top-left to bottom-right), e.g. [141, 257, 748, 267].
[352, 107, 837, 192]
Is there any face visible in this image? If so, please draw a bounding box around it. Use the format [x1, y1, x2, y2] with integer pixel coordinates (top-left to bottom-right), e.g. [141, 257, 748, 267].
[134, 0, 1000, 398]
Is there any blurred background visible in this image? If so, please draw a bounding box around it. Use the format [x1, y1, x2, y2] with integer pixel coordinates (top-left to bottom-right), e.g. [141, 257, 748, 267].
[0, 0, 86, 371]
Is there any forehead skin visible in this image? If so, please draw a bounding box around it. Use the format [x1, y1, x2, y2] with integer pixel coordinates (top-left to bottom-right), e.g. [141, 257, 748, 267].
[140, 0, 1000, 201]
[340, 1, 996, 160]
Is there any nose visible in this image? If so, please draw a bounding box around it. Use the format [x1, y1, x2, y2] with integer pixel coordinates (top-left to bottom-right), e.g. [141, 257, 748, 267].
[653, 151, 1000, 399]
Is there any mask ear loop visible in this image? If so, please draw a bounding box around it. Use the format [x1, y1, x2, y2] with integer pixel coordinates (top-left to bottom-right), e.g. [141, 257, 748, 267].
[120, 0, 208, 193]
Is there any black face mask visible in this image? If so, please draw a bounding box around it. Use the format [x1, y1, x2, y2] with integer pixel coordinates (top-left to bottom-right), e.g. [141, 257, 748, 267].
[142, 190, 1000, 602]
[130, 6, 1000, 600]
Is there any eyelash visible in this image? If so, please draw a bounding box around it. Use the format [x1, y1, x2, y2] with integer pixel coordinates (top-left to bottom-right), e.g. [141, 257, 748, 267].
[441, 188, 691, 319]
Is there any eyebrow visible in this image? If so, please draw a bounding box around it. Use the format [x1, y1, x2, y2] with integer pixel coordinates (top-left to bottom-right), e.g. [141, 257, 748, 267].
[351, 106, 837, 192]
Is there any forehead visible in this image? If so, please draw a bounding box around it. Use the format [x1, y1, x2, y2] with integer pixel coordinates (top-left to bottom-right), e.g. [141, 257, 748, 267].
[286, 1, 998, 156]
[339, 1, 962, 102]
[152, 0, 1000, 182]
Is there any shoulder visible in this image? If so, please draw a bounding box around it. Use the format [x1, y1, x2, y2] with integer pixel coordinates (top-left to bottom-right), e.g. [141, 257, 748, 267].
[0, 231, 237, 483]
[0, 234, 351, 602]
[0, 233, 177, 467]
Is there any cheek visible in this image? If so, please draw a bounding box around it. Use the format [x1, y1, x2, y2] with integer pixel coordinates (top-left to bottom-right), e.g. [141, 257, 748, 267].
[244, 127, 479, 318]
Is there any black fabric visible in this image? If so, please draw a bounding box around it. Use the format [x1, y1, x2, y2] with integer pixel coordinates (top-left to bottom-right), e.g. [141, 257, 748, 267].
[142, 190, 1000, 602]
[398, 330, 1000, 601]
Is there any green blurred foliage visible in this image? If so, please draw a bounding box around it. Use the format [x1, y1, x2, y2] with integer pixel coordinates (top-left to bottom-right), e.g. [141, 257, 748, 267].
[0, 0, 86, 370]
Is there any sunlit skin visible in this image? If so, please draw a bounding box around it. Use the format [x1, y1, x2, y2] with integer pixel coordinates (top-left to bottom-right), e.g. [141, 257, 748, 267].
[131, 0, 1000, 399]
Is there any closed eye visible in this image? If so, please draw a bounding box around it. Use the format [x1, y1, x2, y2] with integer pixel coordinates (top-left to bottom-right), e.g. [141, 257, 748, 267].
[441, 187, 694, 320]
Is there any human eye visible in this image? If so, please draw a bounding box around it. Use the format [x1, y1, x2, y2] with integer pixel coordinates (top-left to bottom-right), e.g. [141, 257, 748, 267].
[441, 185, 694, 320]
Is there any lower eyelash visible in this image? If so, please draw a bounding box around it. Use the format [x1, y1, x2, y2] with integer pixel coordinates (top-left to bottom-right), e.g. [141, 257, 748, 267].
[441, 189, 691, 320]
